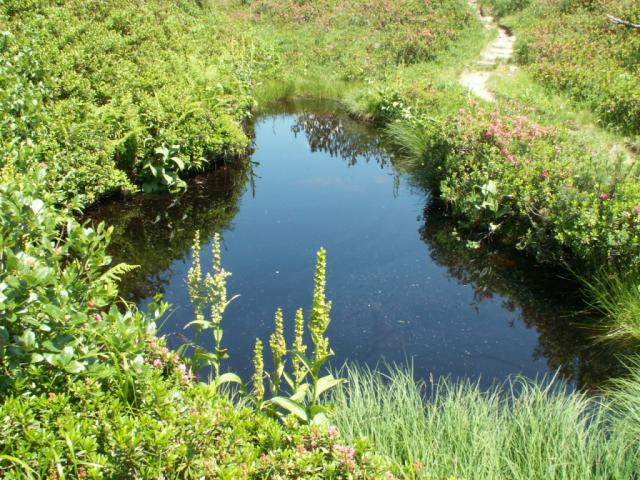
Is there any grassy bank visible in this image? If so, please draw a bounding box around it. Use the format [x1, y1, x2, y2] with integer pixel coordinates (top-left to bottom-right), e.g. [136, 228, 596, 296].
[332, 365, 640, 479]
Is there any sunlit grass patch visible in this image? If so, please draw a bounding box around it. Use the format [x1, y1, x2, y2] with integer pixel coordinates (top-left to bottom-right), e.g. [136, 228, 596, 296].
[331, 364, 640, 479]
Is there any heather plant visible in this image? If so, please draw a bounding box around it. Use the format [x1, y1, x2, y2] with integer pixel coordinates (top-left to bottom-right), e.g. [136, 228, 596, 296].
[384, 100, 640, 271]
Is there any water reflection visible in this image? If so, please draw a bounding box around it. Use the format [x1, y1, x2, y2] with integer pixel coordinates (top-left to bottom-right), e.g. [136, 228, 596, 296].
[420, 201, 620, 387]
[85, 162, 250, 302]
[84, 103, 618, 389]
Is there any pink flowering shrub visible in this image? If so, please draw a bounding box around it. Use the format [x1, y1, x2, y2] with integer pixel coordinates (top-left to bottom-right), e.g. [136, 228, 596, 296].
[403, 104, 640, 270]
[241, 0, 479, 67]
[505, 0, 640, 135]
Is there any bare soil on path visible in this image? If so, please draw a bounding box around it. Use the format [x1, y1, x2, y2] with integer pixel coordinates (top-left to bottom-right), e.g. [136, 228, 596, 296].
[460, 0, 516, 101]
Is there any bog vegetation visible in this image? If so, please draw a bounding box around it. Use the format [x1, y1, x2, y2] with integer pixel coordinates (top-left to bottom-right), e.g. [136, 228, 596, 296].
[1, 0, 640, 477]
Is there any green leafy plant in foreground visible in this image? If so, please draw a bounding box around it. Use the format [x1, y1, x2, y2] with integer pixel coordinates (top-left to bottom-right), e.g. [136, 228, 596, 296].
[0, 172, 392, 478]
[141, 144, 187, 193]
[260, 247, 344, 425]
[184, 231, 343, 424]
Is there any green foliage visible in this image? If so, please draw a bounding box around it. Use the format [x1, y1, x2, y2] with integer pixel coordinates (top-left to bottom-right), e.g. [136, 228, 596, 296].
[261, 248, 345, 425]
[0, 169, 156, 393]
[1, 380, 390, 479]
[0, 0, 259, 202]
[480, 0, 531, 18]
[331, 364, 640, 479]
[183, 233, 344, 425]
[227, 0, 481, 100]
[0, 173, 390, 478]
[183, 231, 238, 382]
[582, 268, 640, 344]
[499, 0, 640, 136]
[384, 99, 640, 272]
[141, 145, 187, 193]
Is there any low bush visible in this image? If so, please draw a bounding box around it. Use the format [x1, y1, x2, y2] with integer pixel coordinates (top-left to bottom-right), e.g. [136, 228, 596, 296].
[228, 0, 481, 88]
[484, 0, 640, 137]
[0, 170, 392, 478]
[0, 0, 262, 202]
[367, 87, 640, 271]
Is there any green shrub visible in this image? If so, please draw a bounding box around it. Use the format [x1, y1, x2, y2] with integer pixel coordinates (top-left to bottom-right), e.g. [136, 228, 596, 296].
[0, 0, 259, 202]
[0, 170, 392, 478]
[387, 101, 640, 271]
[501, 0, 640, 136]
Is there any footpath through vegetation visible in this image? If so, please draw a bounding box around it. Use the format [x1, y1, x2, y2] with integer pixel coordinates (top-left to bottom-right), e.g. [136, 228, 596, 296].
[1, 0, 640, 478]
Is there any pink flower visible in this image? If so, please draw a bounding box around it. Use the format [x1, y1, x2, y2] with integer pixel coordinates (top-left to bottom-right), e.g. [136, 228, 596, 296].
[622, 211, 631, 219]
[93, 313, 102, 322]
[507, 155, 514, 163]
[540, 170, 549, 179]
[599, 193, 609, 201]
[334, 445, 355, 460]
[177, 363, 187, 373]
[634, 206, 640, 214]
[153, 358, 163, 369]
[385, 472, 398, 479]
[328, 425, 339, 439]
[87, 300, 95, 309]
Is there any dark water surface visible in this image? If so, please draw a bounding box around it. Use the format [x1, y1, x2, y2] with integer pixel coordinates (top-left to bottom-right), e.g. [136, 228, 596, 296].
[86, 102, 614, 389]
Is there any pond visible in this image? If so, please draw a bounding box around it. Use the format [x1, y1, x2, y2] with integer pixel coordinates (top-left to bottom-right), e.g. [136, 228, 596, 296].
[85, 101, 615, 389]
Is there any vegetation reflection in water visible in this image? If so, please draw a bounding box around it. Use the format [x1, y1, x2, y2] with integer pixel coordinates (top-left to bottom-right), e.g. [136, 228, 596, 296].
[85, 102, 618, 389]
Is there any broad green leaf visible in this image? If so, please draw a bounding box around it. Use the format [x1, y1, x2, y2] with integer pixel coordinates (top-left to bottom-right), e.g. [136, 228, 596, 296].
[314, 374, 344, 401]
[216, 372, 243, 386]
[291, 383, 310, 402]
[171, 156, 185, 170]
[21, 330, 36, 350]
[30, 198, 44, 215]
[65, 360, 85, 374]
[270, 396, 308, 422]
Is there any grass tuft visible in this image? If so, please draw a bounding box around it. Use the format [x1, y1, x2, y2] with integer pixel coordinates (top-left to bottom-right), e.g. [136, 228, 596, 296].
[331, 364, 640, 479]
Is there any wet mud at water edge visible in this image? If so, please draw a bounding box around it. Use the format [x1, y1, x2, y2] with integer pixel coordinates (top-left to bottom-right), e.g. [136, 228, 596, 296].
[85, 100, 621, 390]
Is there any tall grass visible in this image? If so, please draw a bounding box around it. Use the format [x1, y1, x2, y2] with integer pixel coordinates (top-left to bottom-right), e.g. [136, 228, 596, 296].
[582, 269, 640, 344]
[331, 365, 640, 479]
[254, 76, 359, 105]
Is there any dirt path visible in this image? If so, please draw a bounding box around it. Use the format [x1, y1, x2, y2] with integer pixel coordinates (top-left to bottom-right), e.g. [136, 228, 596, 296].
[460, 1, 516, 101]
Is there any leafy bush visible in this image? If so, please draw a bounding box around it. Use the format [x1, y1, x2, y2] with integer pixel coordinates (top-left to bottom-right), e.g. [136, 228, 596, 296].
[0, 171, 392, 478]
[386, 100, 640, 271]
[496, 0, 640, 136]
[0, 0, 262, 202]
